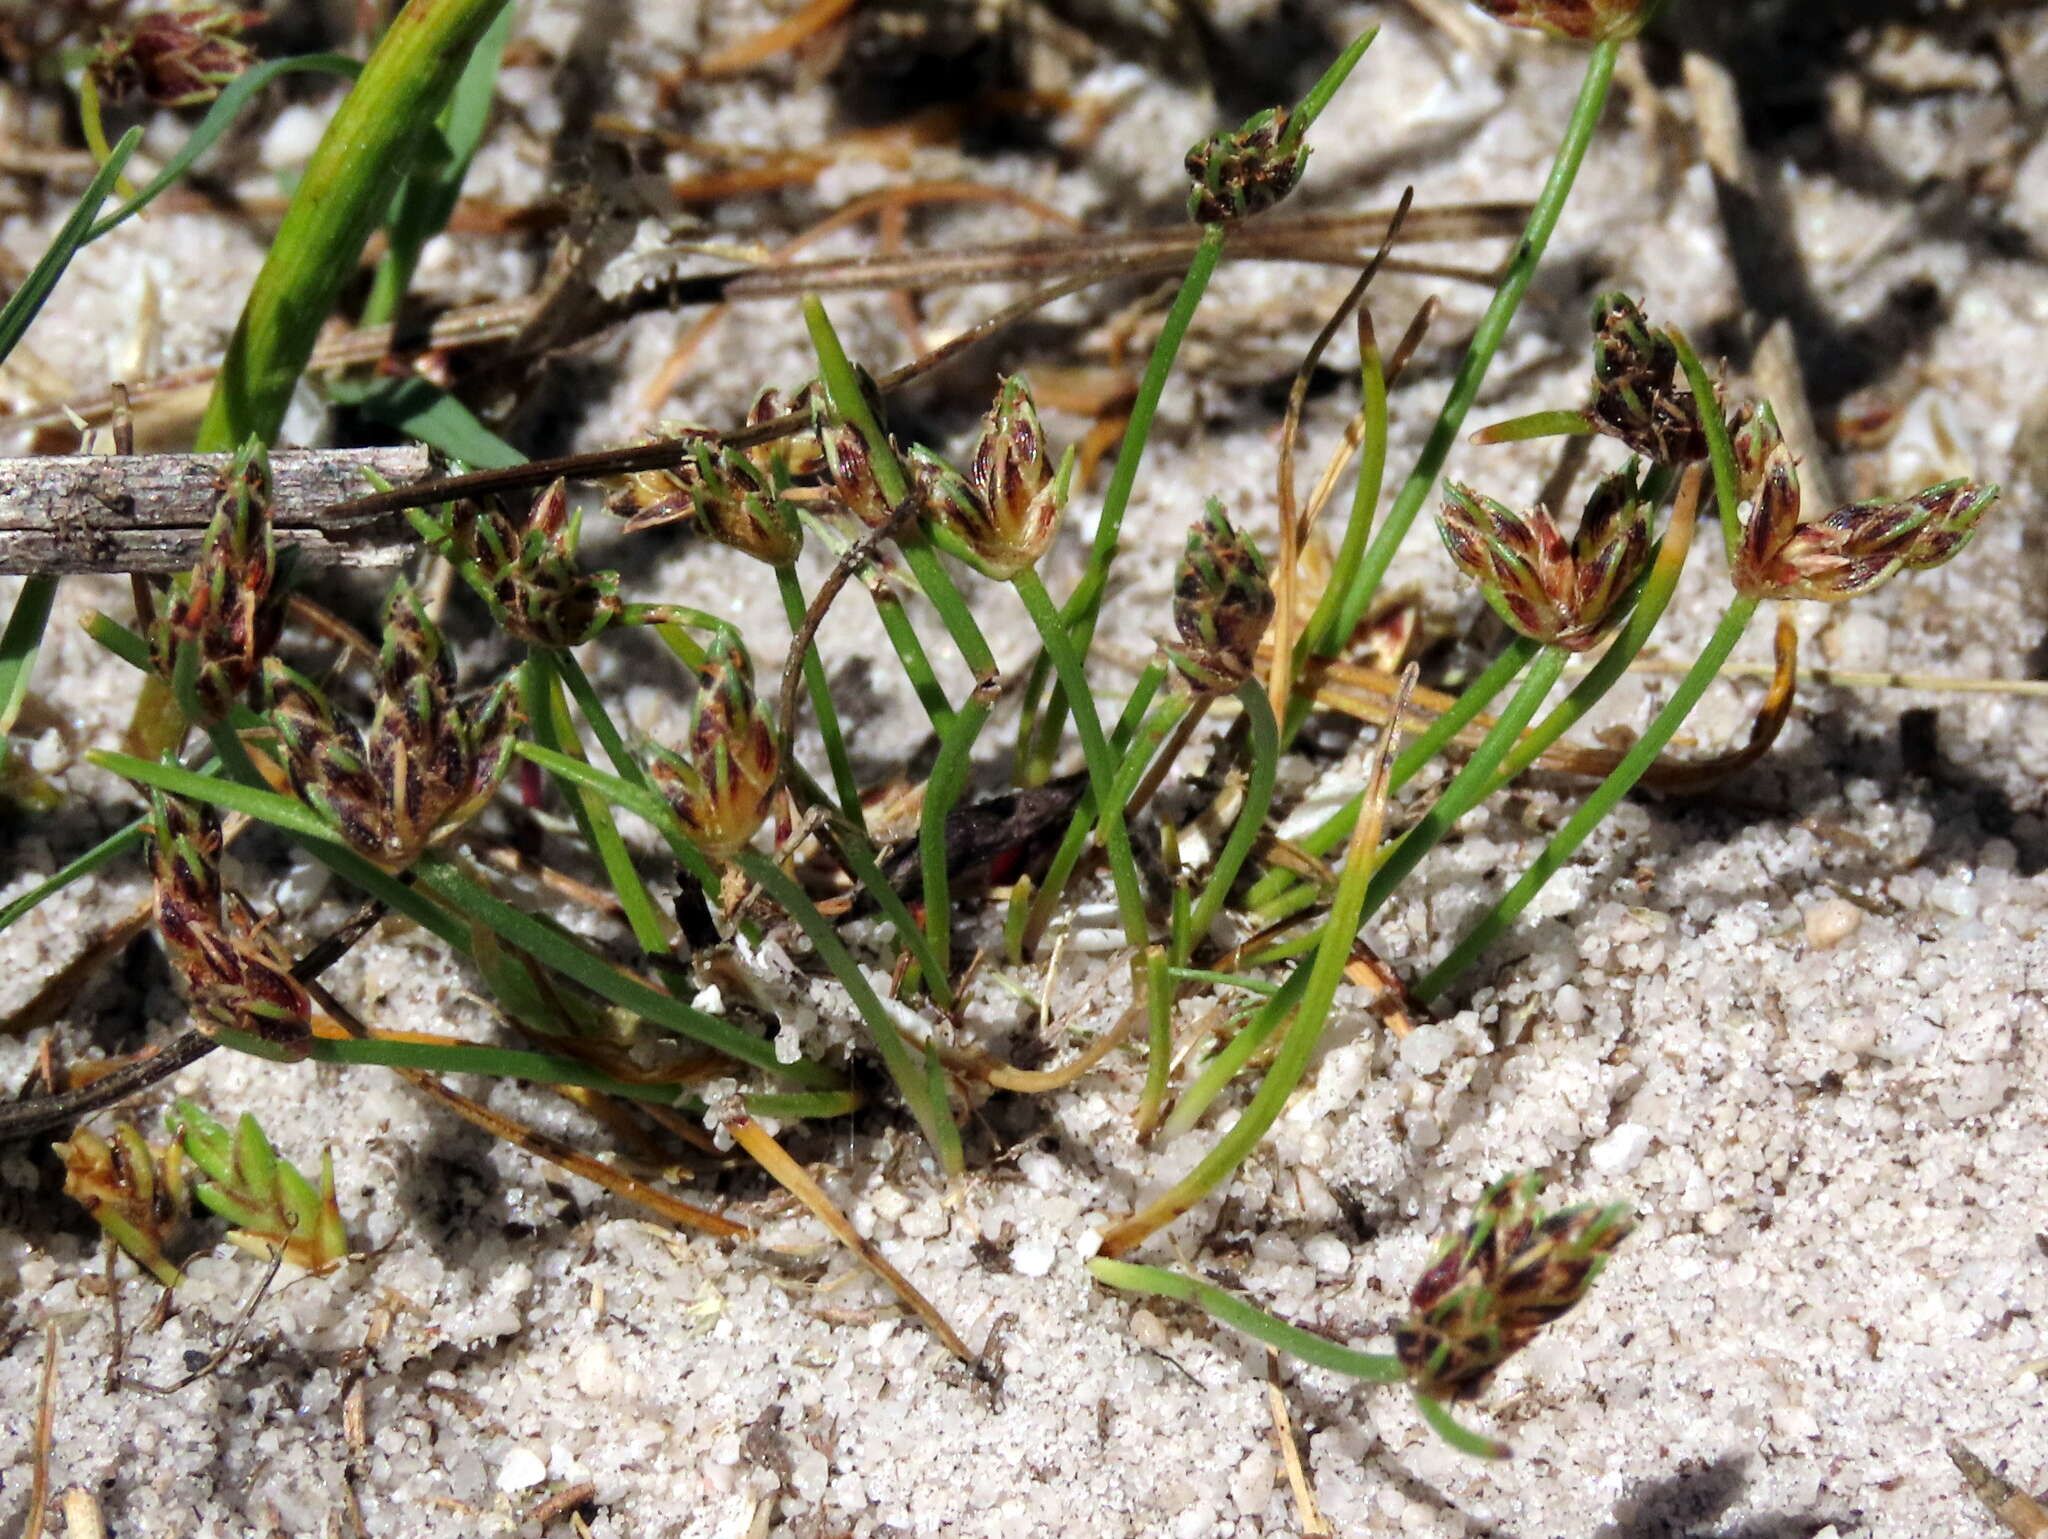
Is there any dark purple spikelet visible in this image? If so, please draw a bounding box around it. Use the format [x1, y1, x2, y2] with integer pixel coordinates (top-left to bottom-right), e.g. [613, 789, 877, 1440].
[1395, 1173, 1633, 1403]
[1168, 501, 1276, 693]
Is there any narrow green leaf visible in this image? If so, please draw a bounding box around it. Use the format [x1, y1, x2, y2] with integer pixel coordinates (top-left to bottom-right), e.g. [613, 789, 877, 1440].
[0, 127, 142, 364]
[86, 56, 364, 241]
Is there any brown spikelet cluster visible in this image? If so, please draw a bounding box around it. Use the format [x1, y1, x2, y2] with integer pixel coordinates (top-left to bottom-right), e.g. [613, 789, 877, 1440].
[454, 479, 622, 647]
[147, 439, 289, 724]
[92, 5, 260, 107]
[911, 375, 1069, 581]
[1168, 501, 1276, 694]
[1585, 294, 1716, 465]
[149, 793, 315, 1058]
[645, 634, 780, 859]
[1437, 464, 1650, 651]
[56, 1123, 188, 1288]
[1730, 413, 2000, 603]
[1396, 1173, 1633, 1403]
[607, 393, 809, 566]
[265, 580, 521, 869]
[1186, 105, 1307, 223]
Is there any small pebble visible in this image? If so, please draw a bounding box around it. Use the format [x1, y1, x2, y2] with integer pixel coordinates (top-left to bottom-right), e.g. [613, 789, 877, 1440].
[1589, 1122, 1653, 1176]
[1302, 1232, 1351, 1276]
[1802, 898, 1862, 949]
[495, 1447, 547, 1493]
[1129, 1307, 1169, 1353]
[1010, 1237, 1055, 1277]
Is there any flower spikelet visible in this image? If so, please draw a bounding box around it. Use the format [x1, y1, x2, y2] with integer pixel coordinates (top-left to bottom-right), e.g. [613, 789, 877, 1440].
[265, 581, 521, 867]
[1396, 1173, 1633, 1403]
[1186, 105, 1307, 223]
[148, 438, 289, 723]
[1587, 293, 1711, 464]
[455, 479, 621, 647]
[169, 1100, 348, 1273]
[1438, 464, 1649, 650]
[646, 634, 780, 859]
[56, 1123, 188, 1288]
[148, 793, 314, 1058]
[1732, 436, 2000, 602]
[93, 5, 260, 107]
[1168, 501, 1275, 693]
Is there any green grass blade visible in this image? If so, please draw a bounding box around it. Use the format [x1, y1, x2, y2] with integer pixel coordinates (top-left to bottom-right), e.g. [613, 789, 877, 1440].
[0, 127, 143, 364]
[1087, 1257, 1404, 1381]
[195, 0, 516, 448]
[363, 1, 513, 324]
[0, 817, 149, 934]
[86, 56, 363, 241]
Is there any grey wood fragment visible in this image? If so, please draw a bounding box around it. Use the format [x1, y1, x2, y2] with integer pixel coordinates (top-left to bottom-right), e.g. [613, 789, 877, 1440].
[0, 446, 432, 574]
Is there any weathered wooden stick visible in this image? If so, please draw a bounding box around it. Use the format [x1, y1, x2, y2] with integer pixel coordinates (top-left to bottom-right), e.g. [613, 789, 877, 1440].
[0, 446, 430, 574]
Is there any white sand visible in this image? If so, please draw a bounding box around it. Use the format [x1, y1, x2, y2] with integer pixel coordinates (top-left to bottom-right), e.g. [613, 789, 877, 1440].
[2, 4, 2045, 1536]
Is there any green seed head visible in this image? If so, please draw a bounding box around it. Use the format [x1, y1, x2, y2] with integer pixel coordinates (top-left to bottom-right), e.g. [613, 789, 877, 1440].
[1396, 1173, 1633, 1403]
[1169, 501, 1275, 693]
[1185, 104, 1309, 224]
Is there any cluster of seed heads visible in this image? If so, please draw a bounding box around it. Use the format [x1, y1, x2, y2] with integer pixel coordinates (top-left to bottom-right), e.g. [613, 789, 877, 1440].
[1441, 293, 1999, 638]
[265, 581, 521, 870]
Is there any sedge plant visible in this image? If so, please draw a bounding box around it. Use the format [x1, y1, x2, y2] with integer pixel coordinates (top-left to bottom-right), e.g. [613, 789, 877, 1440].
[0, 0, 2007, 1465]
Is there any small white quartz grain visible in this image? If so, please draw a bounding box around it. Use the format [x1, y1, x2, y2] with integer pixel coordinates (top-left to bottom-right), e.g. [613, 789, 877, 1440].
[495, 1447, 547, 1493]
[1803, 898, 1863, 949]
[1589, 1122, 1654, 1177]
[1010, 1236, 1056, 1277]
[1302, 1232, 1352, 1276]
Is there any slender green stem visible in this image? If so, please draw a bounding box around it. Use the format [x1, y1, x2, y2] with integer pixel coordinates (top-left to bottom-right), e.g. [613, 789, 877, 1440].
[0, 818, 148, 934]
[515, 740, 949, 1008]
[1328, 39, 1621, 645]
[1023, 685, 1190, 948]
[1296, 302, 1390, 670]
[1670, 330, 1745, 561]
[802, 296, 910, 504]
[915, 700, 992, 982]
[1017, 223, 1227, 783]
[1014, 567, 1179, 1127]
[1167, 968, 1278, 995]
[775, 564, 866, 830]
[1246, 636, 1539, 914]
[1180, 681, 1279, 958]
[1098, 729, 1391, 1253]
[1088, 1257, 1404, 1381]
[1355, 647, 1568, 923]
[1414, 1394, 1511, 1460]
[1416, 595, 1761, 1001]
[551, 646, 721, 892]
[733, 849, 956, 1169]
[522, 653, 669, 954]
[869, 585, 952, 729]
[0, 127, 142, 362]
[1015, 571, 1151, 938]
[255, 1033, 700, 1104]
[1158, 967, 1305, 1141]
[414, 853, 837, 1085]
[196, 0, 514, 447]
